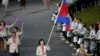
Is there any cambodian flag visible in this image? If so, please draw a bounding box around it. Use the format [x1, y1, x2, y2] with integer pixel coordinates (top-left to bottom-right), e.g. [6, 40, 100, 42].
[55, 0, 72, 31]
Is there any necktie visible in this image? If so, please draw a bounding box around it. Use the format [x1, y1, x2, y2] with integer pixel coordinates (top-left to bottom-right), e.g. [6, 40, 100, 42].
[41, 46, 44, 54]
[13, 37, 16, 44]
[1, 26, 4, 32]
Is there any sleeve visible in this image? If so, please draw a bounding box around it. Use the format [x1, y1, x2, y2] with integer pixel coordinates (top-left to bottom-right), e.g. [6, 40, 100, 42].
[36, 47, 42, 56]
[18, 31, 23, 35]
[6, 19, 17, 28]
[7, 29, 11, 35]
[6, 24, 15, 28]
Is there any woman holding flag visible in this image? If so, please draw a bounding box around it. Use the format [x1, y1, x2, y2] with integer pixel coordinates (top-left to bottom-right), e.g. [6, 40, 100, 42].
[36, 39, 50, 56]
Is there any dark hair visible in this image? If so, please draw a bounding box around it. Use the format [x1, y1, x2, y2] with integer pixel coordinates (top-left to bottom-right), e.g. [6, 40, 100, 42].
[90, 24, 94, 29]
[38, 39, 45, 45]
[0, 20, 6, 27]
[12, 31, 16, 34]
[83, 23, 87, 28]
[78, 19, 82, 22]
[14, 27, 19, 31]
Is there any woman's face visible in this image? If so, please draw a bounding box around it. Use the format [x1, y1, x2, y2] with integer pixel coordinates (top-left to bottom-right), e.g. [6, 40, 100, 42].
[12, 33, 16, 37]
[40, 41, 44, 46]
[14, 28, 17, 32]
[89, 26, 92, 29]
[97, 21, 100, 24]
[74, 18, 77, 22]
[1, 22, 4, 26]
[80, 44, 84, 48]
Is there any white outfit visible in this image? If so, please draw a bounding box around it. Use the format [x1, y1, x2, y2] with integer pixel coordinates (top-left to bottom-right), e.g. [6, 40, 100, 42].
[96, 29, 100, 40]
[71, 21, 78, 34]
[80, 28, 87, 35]
[36, 45, 50, 56]
[71, 21, 78, 30]
[78, 28, 87, 44]
[75, 23, 83, 34]
[7, 37, 20, 53]
[89, 29, 96, 38]
[62, 25, 66, 31]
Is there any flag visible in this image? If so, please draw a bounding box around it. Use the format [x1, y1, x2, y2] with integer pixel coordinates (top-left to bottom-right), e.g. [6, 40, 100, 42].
[55, 0, 72, 31]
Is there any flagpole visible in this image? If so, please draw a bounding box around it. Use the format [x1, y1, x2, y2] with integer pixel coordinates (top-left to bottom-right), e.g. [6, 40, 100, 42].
[46, 0, 63, 47]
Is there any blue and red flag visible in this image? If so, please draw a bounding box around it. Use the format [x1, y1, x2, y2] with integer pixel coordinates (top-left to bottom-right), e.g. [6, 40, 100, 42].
[55, 0, 72, 31]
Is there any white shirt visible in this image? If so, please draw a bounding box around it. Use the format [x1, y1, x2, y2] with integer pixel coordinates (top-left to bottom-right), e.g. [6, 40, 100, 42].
[76, 23, 83, 33]
[96, 29, 100, 40]
[71, 21, 78, 30]
[89, 29, 96, 38]
[80, 28, 87, 35]
[62, 25, 66, 31]
[7, 37, 20, 53]
[36, 45, 50, 56]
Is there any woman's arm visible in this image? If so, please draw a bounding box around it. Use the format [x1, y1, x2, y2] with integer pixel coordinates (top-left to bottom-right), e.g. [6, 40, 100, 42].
[18, 22, 24, 35]
[7, 28, 11, 35]
[6, 19, 18, 28]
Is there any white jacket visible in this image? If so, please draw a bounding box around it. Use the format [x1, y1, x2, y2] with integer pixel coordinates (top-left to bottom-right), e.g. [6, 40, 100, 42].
[7, 37, 20, 53]
[36, 45, 50, 56]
